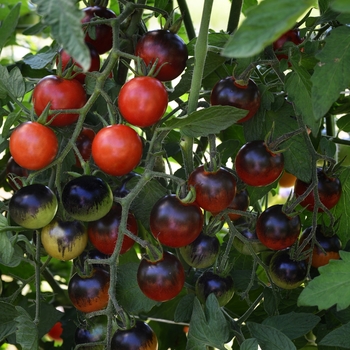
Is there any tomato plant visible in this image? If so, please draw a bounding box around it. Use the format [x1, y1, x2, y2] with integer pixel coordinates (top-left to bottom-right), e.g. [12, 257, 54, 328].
[74, 316, 107, 349]
[6, 156, 29, 190]
[47, 321, 63, 341]
[75, 126, 96, 167]
[273, 28, 303, 61]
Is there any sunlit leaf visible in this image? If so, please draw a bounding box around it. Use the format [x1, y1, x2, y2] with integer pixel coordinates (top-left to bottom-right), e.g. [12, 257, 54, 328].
[0, 3, 21, 50]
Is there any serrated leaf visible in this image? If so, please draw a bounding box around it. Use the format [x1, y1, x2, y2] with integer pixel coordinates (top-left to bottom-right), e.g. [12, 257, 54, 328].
[222, 0, 317, 58]
[15, 306, 38, 350]
[0, 2, 21, 50]
[241, 338, 259, 350]
[31, 0, 90, 71]
[298, 251, 350, 311]
[23, 48, 58, 69]
[319, 321, 350, 348]
[165, 106, 248, 137]
[0, 232, 15, 265]
[331, 0, 350, 13]
[0, 302, 19, 342]
[311, 26, 350, 120]
[247, 321, 297, 350]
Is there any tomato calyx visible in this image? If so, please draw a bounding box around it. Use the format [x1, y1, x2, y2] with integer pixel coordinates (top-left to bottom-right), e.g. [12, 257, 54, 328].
[143, 242, 164, 263]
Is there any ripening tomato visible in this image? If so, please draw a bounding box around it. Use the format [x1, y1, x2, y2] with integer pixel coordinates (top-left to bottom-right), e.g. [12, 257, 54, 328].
[6, 156, 29, 190]
[135, 29, 188, 81]
[32, 75, 87, 127]
[92, 124, 143, 176]
[75, 127, 95, 167]
[47, 321, 63, 341]
[9, 121, 58, 171]
[118, 76, 168, 127]
[273, 29, 303, 61]
[74, 316, 107, 349]
[279, 170, 297, 188]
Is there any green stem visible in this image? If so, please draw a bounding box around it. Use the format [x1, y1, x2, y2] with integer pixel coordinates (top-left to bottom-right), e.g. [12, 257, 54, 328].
[33, 231, 41, 327]
[227, 0, 243, 34]
[177, 0, 196, 40]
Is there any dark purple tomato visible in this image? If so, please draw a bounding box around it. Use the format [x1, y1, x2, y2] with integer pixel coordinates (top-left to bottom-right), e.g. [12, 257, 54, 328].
[6, 156, 29, 191]
[235, 140, 284, 187]
[233, 222, 267, 255]
[137, 251, 185, 302]
[149, 194, 203, 248]
[210, 76, 261, 123]
[75, 316, 107, 349]
[135, 29, 188, 81]
[269, 249, 307, 289]
[195, 271, 234, 307]
[179, 232, 220, 268]
[75, 127, 96, 168]
[256, 204, 301, 250]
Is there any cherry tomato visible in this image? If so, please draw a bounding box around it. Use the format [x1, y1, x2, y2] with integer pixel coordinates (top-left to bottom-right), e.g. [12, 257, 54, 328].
[269, 249, 307, 289]
[47, 321, 63, 341]
[75, 127, 96, 167]
[137, 251, 185, 302]
[9, 121, 58, 171]
[300, 225, 342, 268]
[75, 316, 107, 349]
[58, 43, 100, 84]
[279, 170, 297, 188]
[195, 271, 234, 307]
[118, 76, 168, 127]
[88, 203, 138, 255]
[6, 156, 29, 190]
[149, 194, 203, 248]
[273, 29, 303, 61]
[91, 124, 143, 176]
[235, 140, 284, 187]
[256, 204, 301, 250]
[79, 248, 110, 271]
[294, 168, 342, 212]
[81, 6, 117, 54]
[9, 184, 58, 229]
[62, 175, 113, 222]
[179, 232, 220, 269]
[41, 219, 88, 261]
[68, 267, 110, 313]
[111, 320, 158, 350]
[210, 76, 261, 123]
[32, 75, 87, 127]
[135, 29, 188, 81]
[188, 165, 237, 213]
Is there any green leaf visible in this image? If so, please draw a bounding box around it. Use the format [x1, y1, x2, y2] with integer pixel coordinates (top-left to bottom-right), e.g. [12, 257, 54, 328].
[336, 114, 350, 132]
[311, 26, 350, 120]
[222, 0, 317, 58]
[186, 296, 230, 350]
[0, 2, 21, 51]
[174, 294, 196, 323]
[165, 106, 248, 137]
[319, 321, 350, 348]
[0, 232, 15, 265]
[0, 302, 19, 342]
[247, 321, 297, 350]
[15, 306, 38, 350]
[23, 48, 58, 69]
[31, 0, 90, 71]
[262, 312, 321, 340]
[298, 251, 350, 311]
[241, 338, 259, 350]
[331, 0, 350, 13]
[0, 65, 25, 100]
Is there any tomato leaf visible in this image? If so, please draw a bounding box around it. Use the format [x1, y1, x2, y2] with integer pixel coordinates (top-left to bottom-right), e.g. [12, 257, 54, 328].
[31, 0, 90, 71]
[222, 0, 317, 58]
[311, 26, 350, 120]
[0, 232, 15, 266]
[247, 322, 297, 350]
[15, 306, 38, 350]
[0, 2, 20, 51]
[0, 302, 18, 342]
[240, 338, 259, 350]
[318, 321, 350, 348]
[186, 296, 230, 350]
[0, 65, 25, 100]
[336, 114, 350, 132]
[23, 47, 58, 70]
[331, 0, 350, 12]
[298, 251, 350, 311]
[174, 294, 196, 323]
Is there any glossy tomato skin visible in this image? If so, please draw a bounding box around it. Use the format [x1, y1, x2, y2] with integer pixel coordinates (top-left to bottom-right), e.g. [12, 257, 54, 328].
[256, 204, 301, 250]
[58, 44, 100, 84]
[300, 226, 342, 268]
[179, 232, 220, 268]
[235, 140, 284, 187]
[273, 29, 303, 61]
[33, 75, 87, 127]
[75, 316, 107, 350]
[118, 76, 168, 127]
[195, 271, 234, 307]
[137, 251, 185, 302]
[68, 267, 110, 313]
[9, 121, 58, 171]
[188, 165, 237, 213]
[294, 168, 342, 212]
[75, 127, 96, 167]
[210, 76, 261, 123]
[269, 249, 307, 289]
[92, 124, 143, 176]
[62, 175, 113, 222]
[88, 203, 138, 255]
[111, 320, 158, 350]
[41, 218, 88, 261]
[6, 156, 29, 190]
[149, 194, 204, 248]
[81, 6, 117, 54]
[9, 184, 58, 229]
[135, 29, 188, 81]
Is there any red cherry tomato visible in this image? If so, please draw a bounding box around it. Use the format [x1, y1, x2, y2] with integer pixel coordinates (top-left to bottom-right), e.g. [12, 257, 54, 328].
[47, 321, 63, 341]
[235, 140, 284, 187]
[81, 6, 117, 54]
[6, 156, 29, 190]
[118, 76, 168, 127]
[188, 165, 237, 213]
[135, 29, 188, 81]
[273, 29, 303, 61]
[75, 127, 95, 167]
[9, 121, 58, 171]
[88, 203, 138, 255]
[32, 75, 87, 127]
[210, 77, 261, 123]
[92, 124, 143, 176]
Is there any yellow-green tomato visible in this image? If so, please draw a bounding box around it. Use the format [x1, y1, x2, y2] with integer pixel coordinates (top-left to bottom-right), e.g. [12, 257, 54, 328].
[41, 219, 88, 261]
